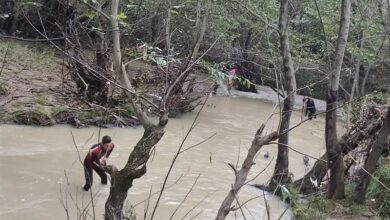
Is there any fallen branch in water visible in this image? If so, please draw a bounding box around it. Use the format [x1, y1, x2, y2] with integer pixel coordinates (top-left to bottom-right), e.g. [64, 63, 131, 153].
[216, 124, 278, 220]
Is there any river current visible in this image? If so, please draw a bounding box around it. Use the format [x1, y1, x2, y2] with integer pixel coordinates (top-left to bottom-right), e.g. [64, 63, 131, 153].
[0, 96, 328, 220]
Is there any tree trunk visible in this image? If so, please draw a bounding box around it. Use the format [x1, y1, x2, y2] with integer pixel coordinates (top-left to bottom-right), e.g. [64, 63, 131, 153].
[325, 0, 351, 199]
[165, 6, 171, 52]
[189, 0, 211, 63]
[354, 108, 390, 203]
[346, 13, 365, 120]
[9, 6, 19, 36]
[346, 60, 359, 128]
[360, 66, 369, 96]
[105, 1, 169, 219]
[105, 179, 130, 220]
[105, 126, 166, 220]
[270, 0, 296, 189]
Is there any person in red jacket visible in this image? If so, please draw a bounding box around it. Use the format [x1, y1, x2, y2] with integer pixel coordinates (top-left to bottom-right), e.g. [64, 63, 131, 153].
[82, 135, 115, 191]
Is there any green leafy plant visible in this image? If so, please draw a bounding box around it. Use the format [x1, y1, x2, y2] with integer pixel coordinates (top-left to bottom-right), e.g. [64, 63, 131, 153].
[379, 200, 390, 218]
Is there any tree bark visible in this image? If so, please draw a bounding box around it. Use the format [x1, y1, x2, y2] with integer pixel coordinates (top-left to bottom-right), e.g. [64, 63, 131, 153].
[346, 30, 365, 128]
[165, 6, 171, 52]
[216, 125, 278, 220]
[295, 117, 383, 194]
[346, 60, 359, 128]
[105, 1, 169, 219]
[189, 0, 211, 63]
[105, 126, 167, 220]
[360, 66, 369, 96]
[270, 0, 296, 189]
[325, 0, 351, 199]
[354, 108, 390, 203]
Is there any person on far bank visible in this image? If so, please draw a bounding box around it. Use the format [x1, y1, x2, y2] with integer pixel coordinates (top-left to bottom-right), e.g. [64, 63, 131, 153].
[227, 66, 238, 90]
[82, 135, 115, 191]
[303, 96, 316, 120]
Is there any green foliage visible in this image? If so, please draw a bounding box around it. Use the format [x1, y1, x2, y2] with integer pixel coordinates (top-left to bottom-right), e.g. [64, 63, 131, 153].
[365, 91, 390, 105]
[123, 105, 135, 117]
[201, 61, 228, 81]
[292, 196, 335, 220]
[125, 47, 141, 59]
[32, 96, 50, 106]
[295, 69, 326, 98]
[202, 60, 255, 90]
[284, 184, 299, 205]
[0, 41, 57, 72]
[11, 108, 53, 126]
[78, 110, 101, 122]
[51, 107, 68, 116]
[80, 10, 97, 21]
[367, 158, 390, 218]
[379, 200, 390, 218]
[117, 12, 128, 21]
[346, 91, 389, 123]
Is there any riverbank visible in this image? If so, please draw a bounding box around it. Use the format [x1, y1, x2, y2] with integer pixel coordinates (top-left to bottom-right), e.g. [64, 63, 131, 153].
[290, 157, 390, 219]
[0, 39, 333, 128]
[0, 40, 139, 127]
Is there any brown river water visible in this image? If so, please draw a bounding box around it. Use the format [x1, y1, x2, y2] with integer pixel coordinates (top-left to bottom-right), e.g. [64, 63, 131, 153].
[0, 97, 328, 220]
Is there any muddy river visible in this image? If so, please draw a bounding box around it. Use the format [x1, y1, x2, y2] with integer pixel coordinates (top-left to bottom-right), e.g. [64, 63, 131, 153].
[0, 97, 328, 220]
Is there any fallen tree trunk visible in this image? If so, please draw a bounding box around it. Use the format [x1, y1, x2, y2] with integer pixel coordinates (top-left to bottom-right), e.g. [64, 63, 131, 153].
[354, 108, 390, 203]
[295, 114, 383, 194]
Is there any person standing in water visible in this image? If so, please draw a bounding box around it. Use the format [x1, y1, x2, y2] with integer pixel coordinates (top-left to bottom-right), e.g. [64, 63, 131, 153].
[82, 135, 115, 191]
[227, 66, 238, 90]
[303, 96, 317, 120]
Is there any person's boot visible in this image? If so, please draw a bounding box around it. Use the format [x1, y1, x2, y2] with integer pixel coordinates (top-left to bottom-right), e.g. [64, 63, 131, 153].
[81, 184, 89, 192]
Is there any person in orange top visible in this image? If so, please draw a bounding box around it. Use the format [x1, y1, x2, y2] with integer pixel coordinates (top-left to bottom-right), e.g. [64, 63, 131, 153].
[82, 135, 115, 191]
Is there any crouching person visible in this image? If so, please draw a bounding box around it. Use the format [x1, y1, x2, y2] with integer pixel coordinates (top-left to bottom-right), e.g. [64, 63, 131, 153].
[82, 135, 115, 191]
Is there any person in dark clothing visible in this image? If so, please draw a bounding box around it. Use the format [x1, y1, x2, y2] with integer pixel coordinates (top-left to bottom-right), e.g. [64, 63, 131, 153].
[212, 82, 219, 95]
[82, 135, 115, 191]
[303, 96, 316, 120]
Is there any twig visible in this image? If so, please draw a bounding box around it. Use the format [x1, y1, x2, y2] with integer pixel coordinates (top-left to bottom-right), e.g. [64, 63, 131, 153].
[80, 1, 110, 20]
[150, 95, 210, 220]
[0, 34, 64, 42]
[124, 57, 143, 66]
[143, 186, 153, 220]
[263, 190, 270, 220]
[164, 37, 220, 108]
[235, 142, 241, 169]
[112, 114, 129, 127]
[232, 185, 247, 220]
[348, 155, 390, 192]
[133, 174, 185, 208]
[181, 191, 217, 220]
[70, 131, 96, 219]
[169, 174, 201, 220]
[277, 206, 289, 220]
[231, 195, 263, 212]
[244, 157, 274, 185]
[268, 142, 327, 162]
[179, 133, 217, 154]
[189, 211, 203, 220]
